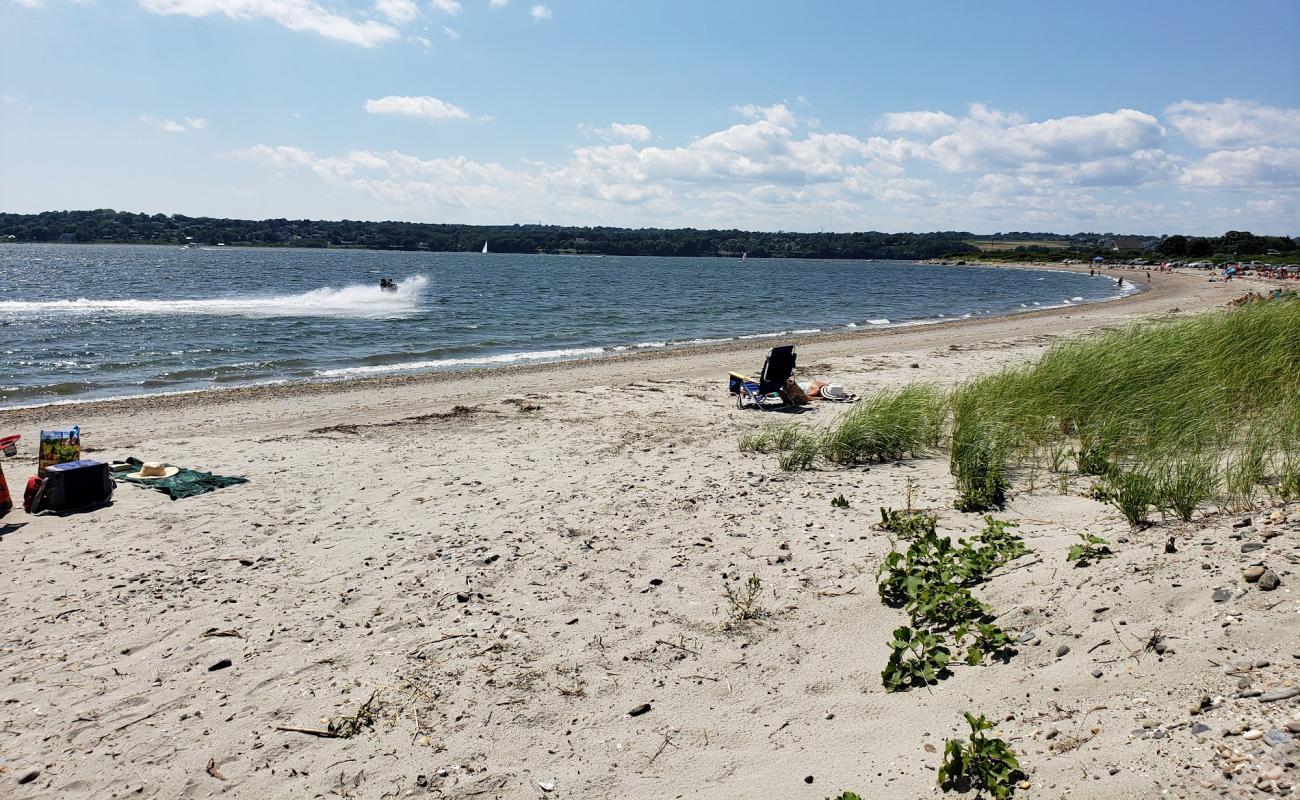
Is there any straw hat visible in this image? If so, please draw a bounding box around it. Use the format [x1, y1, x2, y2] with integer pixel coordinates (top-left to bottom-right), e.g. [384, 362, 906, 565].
[819, 384, 847, 400]
[127, 461, 179, 480]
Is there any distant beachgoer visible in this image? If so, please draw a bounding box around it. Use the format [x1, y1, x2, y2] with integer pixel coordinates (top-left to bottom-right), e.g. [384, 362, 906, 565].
[1117, 277, 1124, 287]
[1146, 271, 1151, 283]
[1089, 267, 1095, 276]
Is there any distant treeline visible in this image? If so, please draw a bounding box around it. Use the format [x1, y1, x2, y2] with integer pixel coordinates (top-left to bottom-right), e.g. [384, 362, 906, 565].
[0, 210, 1294, 261]
[0, 210, 978, 259]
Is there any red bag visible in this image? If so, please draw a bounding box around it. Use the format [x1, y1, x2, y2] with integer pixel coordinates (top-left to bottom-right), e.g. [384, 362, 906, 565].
[0, 464, 12, 515]
[24, 475, 47, 514]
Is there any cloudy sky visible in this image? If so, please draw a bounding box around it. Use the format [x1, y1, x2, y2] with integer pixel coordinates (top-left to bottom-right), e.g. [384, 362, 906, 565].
[2, 0, 1297, 235]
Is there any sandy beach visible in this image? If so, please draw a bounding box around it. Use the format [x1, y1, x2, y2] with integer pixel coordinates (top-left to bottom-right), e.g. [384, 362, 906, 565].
[3, 266, 1297, 800]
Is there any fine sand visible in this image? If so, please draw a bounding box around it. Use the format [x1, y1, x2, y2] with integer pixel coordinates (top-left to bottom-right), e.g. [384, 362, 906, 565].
[2, 266, 1297, 800]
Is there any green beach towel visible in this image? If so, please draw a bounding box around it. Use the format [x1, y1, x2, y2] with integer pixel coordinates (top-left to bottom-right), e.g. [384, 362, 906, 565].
[119, 465, 248, 500]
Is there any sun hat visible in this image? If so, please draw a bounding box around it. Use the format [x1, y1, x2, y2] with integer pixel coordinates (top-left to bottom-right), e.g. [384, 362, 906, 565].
[819, 384, 847, 400]
[127, 462, 179, 480]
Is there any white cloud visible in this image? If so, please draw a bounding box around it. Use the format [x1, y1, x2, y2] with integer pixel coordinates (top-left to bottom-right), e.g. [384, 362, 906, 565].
[1180, 146, 1300, 188]
[227, 99, 1295, 233]
[923, 105, 1173, 186]
[441, 24, 460, 38]
[374, 0, 417, 23]
[363, 95, 472, 121]
[731, 103, 796, 128]
[580, 122, 652, 142]
[1166, 99, 1300, 149]
[529, 3, 550, 20]
[138, 0, 401, 47]
[428, 0, 460, 14]
[488, 0, 507, 6]
[138, 114, 207, 132]
[882, 110, 957, 138]
[13, 0, 44, 8]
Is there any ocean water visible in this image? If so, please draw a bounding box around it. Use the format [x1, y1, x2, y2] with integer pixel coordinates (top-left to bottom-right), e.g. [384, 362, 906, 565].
[0, 244, 1135, 407]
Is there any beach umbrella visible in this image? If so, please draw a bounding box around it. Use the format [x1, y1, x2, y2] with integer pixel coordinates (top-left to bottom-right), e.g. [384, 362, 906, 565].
[1092, 256, 1104, 263]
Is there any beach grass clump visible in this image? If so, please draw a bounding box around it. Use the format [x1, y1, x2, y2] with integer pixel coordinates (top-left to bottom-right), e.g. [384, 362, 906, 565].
[821, 384, 947, 465]
[1157, 455, 1216, 522]
[1102, 466, 1160, 527]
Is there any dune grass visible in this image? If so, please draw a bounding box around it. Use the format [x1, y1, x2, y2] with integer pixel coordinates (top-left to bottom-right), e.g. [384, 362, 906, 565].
[739, 384, 947, 470]
[742, 300, 1300, 517]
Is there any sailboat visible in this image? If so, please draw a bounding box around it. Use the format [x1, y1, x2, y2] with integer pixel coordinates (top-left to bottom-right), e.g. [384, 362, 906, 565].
[481, 241, 489, 254]
[740, 251, 748, 263]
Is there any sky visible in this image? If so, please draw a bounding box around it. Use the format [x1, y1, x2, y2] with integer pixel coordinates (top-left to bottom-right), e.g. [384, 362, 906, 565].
[1, 1, 1298, 235]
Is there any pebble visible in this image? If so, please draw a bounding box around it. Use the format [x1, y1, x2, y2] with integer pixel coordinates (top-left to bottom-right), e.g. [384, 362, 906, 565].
[1213, 588, 1232, 603]
[804, 776, 814, 785]
[1243, 729, 1264, 740]
[1286, 721, 1300, 734]
[208, 658, 232, 671]
[538, 782, 555, 793]
[1241, 542, 1264, 553]
[1233, 517, 1253, 528]
[1056, 645, 1070, 658]
[628, 703, 651, 717]
[1191, 723, 1211, 734]
[1263, 730, 1293, 747]
[1244, 565, 1267, 583]
[1258, 570, 1281, 590]
[1092, 668, 1104, 679]
[1018, 630, 1036, 644]
[1264, 766, 1285, 781]
[17, 770, 39, 785]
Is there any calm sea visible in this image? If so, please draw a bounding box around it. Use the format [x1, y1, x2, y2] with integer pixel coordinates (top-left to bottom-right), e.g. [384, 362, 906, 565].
[0, 244, 1135, 407]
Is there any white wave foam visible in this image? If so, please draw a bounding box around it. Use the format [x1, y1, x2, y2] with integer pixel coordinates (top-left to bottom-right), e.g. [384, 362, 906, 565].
[315, 346, 605, 378]
[0, 275, 429, 318]
[868, 318, 890, 325]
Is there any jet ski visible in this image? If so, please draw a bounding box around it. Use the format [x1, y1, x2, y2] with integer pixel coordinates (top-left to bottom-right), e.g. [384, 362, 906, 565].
[379, 278, 398, 292]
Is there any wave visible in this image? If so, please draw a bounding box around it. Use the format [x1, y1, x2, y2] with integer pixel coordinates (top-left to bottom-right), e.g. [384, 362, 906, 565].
[314, 346, 606, 378]
[0, 275, 429, 318]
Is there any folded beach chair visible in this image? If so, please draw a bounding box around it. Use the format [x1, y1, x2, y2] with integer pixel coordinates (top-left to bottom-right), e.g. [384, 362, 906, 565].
[729, 345, 797, 410]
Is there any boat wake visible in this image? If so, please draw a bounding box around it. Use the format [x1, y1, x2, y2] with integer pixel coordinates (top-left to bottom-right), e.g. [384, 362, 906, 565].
[0, 275, 429, 318]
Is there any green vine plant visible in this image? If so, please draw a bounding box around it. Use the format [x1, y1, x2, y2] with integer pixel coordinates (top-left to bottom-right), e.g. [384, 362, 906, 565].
[881, 626, 951, 692]
[1066, 533, 1113, 567]
[831, 494, 850, 509]
[877, 516, 1028, 691]
[937, 712, 1024, 798]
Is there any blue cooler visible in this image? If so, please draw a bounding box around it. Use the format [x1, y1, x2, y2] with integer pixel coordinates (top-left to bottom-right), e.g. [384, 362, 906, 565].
[41, 460, 113, 513]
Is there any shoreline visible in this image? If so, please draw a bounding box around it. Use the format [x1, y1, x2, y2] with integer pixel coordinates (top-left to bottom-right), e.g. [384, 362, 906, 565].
[2, 260, 1149, 419]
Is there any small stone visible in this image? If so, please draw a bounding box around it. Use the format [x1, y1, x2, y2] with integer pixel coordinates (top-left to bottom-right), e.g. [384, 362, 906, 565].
[1244, 565, 1267, 583]
[17, 770, 39, 785]
[1239, 676, 1254, 689]
[1241, 542, 1264, 553]
[1233, 517, 1252, 528]
[1152, 729, 1166, 739]
[648, 578, 663, 587]
[1263, 730, 1292, 747]
[804, 776, 814, 785]
[1258, 570, 1281, 590]
[1046, 728, 1059, 740]
[1018, 630, 1036, 644]
[1264, 766, 1285, 781]
[1109, 768, 1120, 776]
[1243, 729, 1264, 740]
[1191, 723, 1211, 734]
[1056, 645, 1070, 658]
[1286, 721, 1300, 734]
[1153, 639, 1168, 655]
[208, 658, 233, 671]
[1091, 669, 1103, 679]
[538, 781, 556, 792]
[1165, 538, 1177, 553]
[628, 703, 651, 717]
[1260, 688, 1300, 703]
[1212, 588, 1232, 603]
[455, 592, 470, 603]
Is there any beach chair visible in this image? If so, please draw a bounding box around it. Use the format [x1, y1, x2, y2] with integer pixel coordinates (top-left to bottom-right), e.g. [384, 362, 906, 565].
[729, 345, 797, 410]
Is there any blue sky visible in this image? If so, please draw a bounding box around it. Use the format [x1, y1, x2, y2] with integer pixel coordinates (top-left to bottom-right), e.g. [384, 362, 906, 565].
[2, 0, 1298, 234]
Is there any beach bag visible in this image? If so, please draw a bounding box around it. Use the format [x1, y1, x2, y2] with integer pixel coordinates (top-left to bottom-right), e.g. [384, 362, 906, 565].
[39, 460, 112, 513]
[39, 426, 81, 476]
[24, 476, 47, 514]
